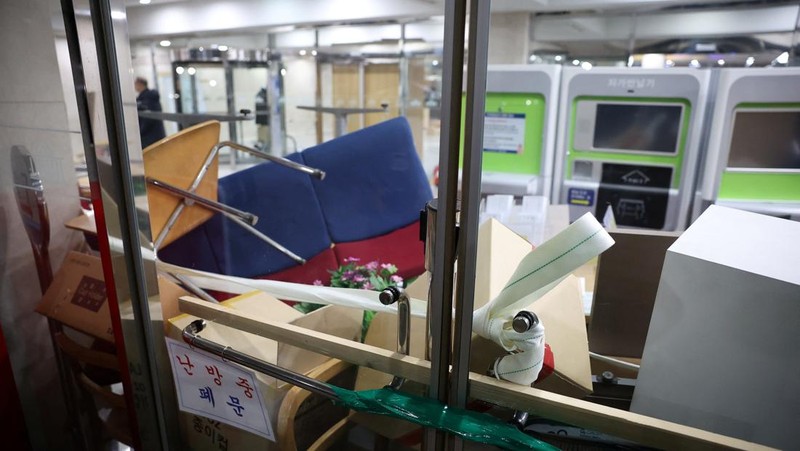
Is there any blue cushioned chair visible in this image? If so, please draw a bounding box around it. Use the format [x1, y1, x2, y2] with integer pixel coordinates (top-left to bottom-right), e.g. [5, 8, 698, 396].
[160, 117, 432, 282]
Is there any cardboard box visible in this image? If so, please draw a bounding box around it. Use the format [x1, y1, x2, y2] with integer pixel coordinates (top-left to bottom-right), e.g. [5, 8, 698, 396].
[167, 291, 362, 450]
[37, 251, 113, 341]
[589, 229, 679, 358]
[36, 251, 188, 342]
[631, 206, 800, 450]
[353, 219, 593, 439]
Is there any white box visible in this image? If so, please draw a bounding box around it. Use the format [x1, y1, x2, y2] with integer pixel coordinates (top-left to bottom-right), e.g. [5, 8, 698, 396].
[631, 206, 800, 449]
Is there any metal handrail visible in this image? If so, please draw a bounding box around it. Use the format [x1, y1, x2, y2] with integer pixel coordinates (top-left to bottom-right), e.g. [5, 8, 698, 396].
[182, 319, 340, 401]
[379, 286, 410, 390]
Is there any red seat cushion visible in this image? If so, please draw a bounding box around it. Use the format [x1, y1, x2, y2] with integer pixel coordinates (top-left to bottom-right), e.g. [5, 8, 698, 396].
[333, 221, 425, 281]
[257, 247, 339, 286]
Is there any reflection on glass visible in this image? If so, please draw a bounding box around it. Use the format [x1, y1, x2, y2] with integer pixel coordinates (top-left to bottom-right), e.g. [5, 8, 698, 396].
[728, 110, 800, 170]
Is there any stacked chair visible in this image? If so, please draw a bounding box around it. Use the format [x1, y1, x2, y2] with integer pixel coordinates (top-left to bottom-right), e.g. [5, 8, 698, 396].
[159, 117, 433, 286]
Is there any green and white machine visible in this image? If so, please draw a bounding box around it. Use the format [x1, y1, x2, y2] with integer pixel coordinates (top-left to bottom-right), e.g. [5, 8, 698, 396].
[553, 67, 712, 230]
[465, 65, 560, 198]
[695, 67, 800, 221]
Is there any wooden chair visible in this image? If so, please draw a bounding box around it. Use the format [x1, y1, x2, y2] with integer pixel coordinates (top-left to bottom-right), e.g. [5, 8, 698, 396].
[276, 358, 358, 451]
[53, 329, 132, 448]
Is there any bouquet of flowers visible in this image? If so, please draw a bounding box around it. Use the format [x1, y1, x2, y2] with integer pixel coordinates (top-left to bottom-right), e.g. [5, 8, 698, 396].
[322, 257, 404, 291]
[296, 257, 404, 340]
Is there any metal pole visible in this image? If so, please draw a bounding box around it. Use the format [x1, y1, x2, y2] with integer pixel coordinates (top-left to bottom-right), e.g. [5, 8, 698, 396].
[399, 23, 408, 117]
[150, 41, 159, 92]
[425, 0, 467, 448]
[146, 178, 259, 225]
[215, 141, 326, 179]
[450, 0, 490, 415]
[183, 320, 340, 400]
[87, 0, 170, 447]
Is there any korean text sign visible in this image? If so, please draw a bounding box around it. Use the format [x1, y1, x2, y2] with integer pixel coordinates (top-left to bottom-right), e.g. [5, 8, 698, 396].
[166, 337, 275, 441]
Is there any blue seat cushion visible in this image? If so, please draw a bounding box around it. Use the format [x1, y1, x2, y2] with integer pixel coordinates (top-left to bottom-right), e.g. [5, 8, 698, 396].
[205, 152, 333, 278]
[158, 222, 221, 274]
[301, 117, 433, 243]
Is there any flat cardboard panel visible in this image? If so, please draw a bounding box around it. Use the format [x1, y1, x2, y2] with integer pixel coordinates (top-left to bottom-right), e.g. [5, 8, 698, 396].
[37, 252, 190, 341]
[631, 206, 800, 450]
[474, 218, 533, 308]
[36, 252, 112, 341]
[589, 229, 679, 358]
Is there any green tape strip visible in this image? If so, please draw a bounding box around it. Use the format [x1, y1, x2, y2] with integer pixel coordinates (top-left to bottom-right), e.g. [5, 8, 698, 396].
[331, 386, 558, 451]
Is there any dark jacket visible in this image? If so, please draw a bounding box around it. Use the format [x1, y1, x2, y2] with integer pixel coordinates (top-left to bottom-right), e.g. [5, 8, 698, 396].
[136, 88, 167, 148]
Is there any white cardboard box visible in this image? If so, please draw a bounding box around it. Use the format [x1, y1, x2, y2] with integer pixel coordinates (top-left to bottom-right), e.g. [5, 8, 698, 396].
[631, 206, 800, 450]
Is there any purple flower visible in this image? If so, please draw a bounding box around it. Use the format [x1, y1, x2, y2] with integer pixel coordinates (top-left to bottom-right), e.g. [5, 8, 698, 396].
[380, 263, 397, 272]
[312, 279, 323, 286]
[343, 257, 360, 263]
[342, 270, 356, 280]
[365, 261, 379, 271]
[353, 274, 366, 283]
[390, 275, 403, 284]
[362, 281, 373, 290]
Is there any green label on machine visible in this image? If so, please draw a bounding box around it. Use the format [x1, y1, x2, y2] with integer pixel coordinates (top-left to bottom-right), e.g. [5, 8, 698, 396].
[461, 92, 546, 175]
[718, 102, 800, 202]
[719, 172, 800, 201]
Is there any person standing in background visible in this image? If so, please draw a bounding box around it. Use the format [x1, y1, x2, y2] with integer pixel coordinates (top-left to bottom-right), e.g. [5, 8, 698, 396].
[134, 76, 166, 148]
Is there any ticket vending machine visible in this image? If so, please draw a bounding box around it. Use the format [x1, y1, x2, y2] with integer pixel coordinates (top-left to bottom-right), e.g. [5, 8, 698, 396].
[695, 68, 800, 221]
[553, 67, 712, 231]
[468, 65, 560, 198]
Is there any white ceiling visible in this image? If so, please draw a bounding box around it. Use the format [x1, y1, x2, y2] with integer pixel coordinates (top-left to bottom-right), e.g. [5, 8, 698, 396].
[124, 0, 799, 55]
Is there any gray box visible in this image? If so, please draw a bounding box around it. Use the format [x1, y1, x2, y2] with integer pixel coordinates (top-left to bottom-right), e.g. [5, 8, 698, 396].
[631, 205, 800, 449]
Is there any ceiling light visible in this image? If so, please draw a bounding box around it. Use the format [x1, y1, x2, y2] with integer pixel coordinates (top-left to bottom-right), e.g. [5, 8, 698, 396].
[218, 45, 228, 52]
[717, 59, 725, 66]
[745, 56, 755, 67]
[432, 59, 439, 66]
[776, 51, 789, 64]
[209, 80, 217, 87]
[175, 66, 185, 75]
[110, 10, 125, 19]
[187, 67, 196, 75]
[139, 0, 151, 4]
[580, 61, 593, 70]
[554, 55, 563, 62]
[159, 40, 171, 47]
[311, 50, 318, 56]
[299, 49, 307, 56]
[572, 59, 580, 66]
[665, 59, 674, 67]
[689, 59, 701, 68]
[280, 68, 287, 76]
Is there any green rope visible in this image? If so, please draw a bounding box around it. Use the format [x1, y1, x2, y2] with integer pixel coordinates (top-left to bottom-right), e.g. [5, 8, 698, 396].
[330, 386, 558, 451]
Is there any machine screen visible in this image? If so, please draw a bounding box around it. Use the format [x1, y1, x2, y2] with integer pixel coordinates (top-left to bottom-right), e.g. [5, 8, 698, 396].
[728, 111, 800, 170]
[593, 104, 682, 153]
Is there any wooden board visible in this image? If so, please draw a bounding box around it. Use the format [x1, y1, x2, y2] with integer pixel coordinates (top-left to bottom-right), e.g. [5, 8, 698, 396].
[64, 213, 97, 234]
[179, 296, 773, 451]
[363, 63, 398, 128]
[143, 120, 221, 247]
[332, 64, 361, 134]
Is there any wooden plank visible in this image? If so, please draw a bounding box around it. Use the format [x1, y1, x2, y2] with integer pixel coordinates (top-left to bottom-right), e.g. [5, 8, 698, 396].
[179, 296, 772, 451]
[179, 296, 431, 384]
[143, 120, 221, 247]
[363, 63, 399, 127]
